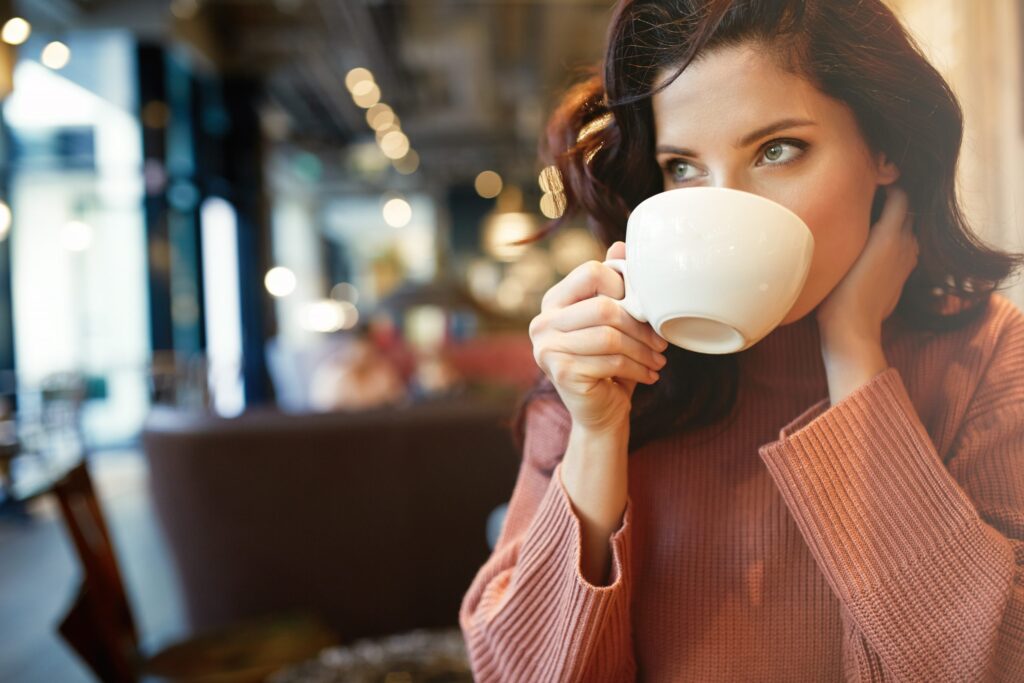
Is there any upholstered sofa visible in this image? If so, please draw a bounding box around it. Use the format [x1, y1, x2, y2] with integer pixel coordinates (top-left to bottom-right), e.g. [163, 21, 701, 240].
[141, 391, 523, 642]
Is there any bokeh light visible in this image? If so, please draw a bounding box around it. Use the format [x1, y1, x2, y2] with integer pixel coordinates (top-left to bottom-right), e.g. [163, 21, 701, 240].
[142, 100, 171, 128]
[539, 192, 565, 219]
[351, 81, 381, 108]
[481, 211, 535, 262]
[393, 149, 420, 175]
[41, 41, 71, 70]
[366, 103, 396, 130]
[264, 266, 297, 297]
[474, 170, 503, 199]
[495, 276, 526, 310]
[382, 197, 412, 228]
[301, 300, 357, 333]
[538, 165, 564, 195]
[380, 130, 410, 159]
[551, 227, 603, 275]
[330, 282, 360, 305]
[374, 122, 401, 144]
[345, 67, 374, 92]
[1, 18, 30, 45]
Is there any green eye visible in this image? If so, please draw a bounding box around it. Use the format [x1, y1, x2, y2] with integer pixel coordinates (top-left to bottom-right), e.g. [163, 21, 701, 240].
[667, 160, 694, 182]
[759, 139, 806, 165]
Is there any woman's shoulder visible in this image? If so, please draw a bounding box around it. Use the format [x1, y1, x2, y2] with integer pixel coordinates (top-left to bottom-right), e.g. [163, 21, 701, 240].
[895, 291, 1024, 358]
[960, 292, 1024, 409]
[969, 291, 1024, 330]
[988, 291, 1024, 332]
[950, 291, 1022, 357]
[892, 292, 1024, 419]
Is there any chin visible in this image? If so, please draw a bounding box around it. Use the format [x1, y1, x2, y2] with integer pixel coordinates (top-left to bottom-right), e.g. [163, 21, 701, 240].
[777, 293, 820, 326]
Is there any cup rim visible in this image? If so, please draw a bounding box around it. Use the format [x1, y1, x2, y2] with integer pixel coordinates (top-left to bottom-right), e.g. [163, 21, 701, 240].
[629, 186, 809, 232]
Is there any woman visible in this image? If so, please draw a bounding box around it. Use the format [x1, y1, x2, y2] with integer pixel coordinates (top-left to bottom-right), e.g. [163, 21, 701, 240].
[460, 1, 1024, 681]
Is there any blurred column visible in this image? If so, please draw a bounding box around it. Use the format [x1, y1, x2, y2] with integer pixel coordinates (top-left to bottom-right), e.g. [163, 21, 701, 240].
[888, 0, 1024, 308]
[0, 109, 13, 401]
[0, 0, 14, 402]
[176, 70, 272, 405]
[218, 77, 274, 404]
[137, 44, 206, 362]
[138, 46, 274, 406]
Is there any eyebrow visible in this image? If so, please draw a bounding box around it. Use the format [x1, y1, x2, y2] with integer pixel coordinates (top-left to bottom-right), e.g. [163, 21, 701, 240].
[655, 117, 817, 156]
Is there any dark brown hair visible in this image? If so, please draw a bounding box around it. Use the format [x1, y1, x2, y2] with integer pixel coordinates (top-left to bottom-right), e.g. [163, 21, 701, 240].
[513, 0, 1024, 453]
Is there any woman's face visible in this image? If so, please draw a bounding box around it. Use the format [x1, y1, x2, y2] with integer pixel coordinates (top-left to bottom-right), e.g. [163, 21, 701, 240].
[651, 42, 900, 325]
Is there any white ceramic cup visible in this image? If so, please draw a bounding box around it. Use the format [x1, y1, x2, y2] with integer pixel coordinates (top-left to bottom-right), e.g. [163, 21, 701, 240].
[604, 186, 814, 354]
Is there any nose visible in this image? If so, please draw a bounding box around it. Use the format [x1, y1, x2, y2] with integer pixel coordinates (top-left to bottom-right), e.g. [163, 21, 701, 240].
[710, 172, 751, 194]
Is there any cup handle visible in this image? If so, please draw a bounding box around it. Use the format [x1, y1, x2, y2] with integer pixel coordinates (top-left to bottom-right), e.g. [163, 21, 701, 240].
[602, 258, 648, 323]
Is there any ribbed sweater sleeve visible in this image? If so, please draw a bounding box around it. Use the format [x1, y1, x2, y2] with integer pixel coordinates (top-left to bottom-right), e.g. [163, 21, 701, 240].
[459, 398, 637, 683]
[758, 312, 1024, 681]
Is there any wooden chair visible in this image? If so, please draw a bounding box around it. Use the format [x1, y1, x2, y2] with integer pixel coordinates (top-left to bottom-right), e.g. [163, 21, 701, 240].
[51, 460, 339, 682]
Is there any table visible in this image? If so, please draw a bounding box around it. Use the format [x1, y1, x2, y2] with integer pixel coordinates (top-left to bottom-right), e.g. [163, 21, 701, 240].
[268, 628, 472, 683]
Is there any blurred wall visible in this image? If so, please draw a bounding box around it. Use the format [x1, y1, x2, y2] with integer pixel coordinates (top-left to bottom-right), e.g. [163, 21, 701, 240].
[890, 0, 1024, 308]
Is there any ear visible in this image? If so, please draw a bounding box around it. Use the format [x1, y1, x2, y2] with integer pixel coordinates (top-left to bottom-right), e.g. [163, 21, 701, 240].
[874, 151, 900, 186]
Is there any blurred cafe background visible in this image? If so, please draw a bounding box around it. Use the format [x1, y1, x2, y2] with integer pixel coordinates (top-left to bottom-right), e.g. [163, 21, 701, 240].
[0, 0, 1020, 681]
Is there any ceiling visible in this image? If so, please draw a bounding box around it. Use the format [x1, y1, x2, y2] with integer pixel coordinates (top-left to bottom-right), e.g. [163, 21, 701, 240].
[18, 0, 615, 187]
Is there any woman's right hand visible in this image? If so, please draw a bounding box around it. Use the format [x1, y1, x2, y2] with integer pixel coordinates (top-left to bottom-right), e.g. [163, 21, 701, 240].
[528, 241, 669, 434]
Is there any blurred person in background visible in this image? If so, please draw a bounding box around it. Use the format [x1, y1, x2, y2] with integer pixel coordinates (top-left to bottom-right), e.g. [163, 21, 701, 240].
[308, 326, 408, 412]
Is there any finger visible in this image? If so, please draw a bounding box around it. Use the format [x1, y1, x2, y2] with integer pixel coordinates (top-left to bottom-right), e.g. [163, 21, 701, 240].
[577, 354, 661, 385]
[541, 259, 626, 311]
[875, 185, 909, 233]
[548, 350, 659, 386]
[550, 326, 667, 372]
[547, 295, 667, 351]
[605, 240, 626, 260]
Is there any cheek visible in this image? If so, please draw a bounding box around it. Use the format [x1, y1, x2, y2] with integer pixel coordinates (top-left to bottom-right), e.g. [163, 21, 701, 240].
[778, 174, 874, 315]
[802, 200, 868, 283]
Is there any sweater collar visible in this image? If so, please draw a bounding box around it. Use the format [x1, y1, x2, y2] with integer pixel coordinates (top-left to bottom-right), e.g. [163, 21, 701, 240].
[736, 311, 825, 391]
[736, 308, 906, 392]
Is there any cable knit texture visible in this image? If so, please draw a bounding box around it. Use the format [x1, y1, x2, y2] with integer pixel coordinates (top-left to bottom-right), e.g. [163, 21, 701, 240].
[459, 293, 1024, 682]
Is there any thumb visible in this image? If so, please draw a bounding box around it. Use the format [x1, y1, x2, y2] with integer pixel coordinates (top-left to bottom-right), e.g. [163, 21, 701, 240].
[605, 240, 626, 260]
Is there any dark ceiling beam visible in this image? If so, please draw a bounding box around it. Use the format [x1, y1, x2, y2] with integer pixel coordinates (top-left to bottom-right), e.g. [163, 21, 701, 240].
[306, 49, 366, 135]
[266, 68, 336, 142]
[20, 0, 169, 38]
[325, 0, 392, 77]
[13, 0, 84, 25]
[293, 58, 352, 139]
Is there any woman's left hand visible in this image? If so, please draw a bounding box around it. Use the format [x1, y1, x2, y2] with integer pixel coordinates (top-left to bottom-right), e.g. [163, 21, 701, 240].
[814, 184, 920, 404]
[815, 184, 920, 347]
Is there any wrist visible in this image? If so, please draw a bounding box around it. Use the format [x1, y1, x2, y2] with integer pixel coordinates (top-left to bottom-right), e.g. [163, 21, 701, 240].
[563, 420, 630, 479]
[818, 316, 881, 351]
[820, 340, 889, 405]
[570, 418, 630, 449]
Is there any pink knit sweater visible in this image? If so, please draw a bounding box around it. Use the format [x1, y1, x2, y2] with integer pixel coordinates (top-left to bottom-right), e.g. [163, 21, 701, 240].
[459, 293, 1024, 682]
